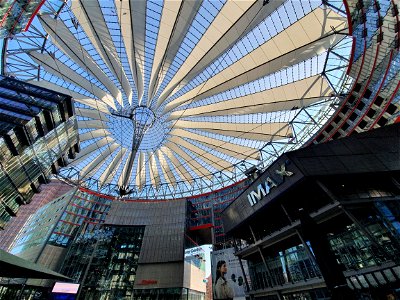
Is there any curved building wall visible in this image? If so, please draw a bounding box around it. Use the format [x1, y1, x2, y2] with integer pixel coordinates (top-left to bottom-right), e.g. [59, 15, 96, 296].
[312, 0, 400, 144]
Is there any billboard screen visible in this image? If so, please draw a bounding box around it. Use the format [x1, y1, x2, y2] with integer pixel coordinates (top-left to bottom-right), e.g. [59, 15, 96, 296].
[52, 282, 80, 294]
[211, 247, 249, 300]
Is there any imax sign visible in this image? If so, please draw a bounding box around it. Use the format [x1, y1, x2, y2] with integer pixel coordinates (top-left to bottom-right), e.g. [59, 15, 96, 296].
[247, 162, 293, 206]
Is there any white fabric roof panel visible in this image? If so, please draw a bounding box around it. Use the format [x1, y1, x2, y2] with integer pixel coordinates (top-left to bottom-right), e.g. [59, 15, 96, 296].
[115, 0, 146, 104]
[79, 129, 112, 142]
[39, 15, 123, 105]
[164, 8, 346, 112]
[70, 0, 132, 104]
[99, 148, 127, 186]
[164, 142, 213, 180]
[169, 128, 259, 160]
[147, 0, 182, 103]
[5, 1, 352, 195]
[148, 153, 161, 189]
[156, 149, 178, 187]
[172, 0, 286, 97]
[168, 136, 234, 172]
[172, 120, 291, 141]
[28, 80, 111, 115]
[77, 120, 109, 130]
[72, 137, 115, 165]
[29, 52, 118, 110]
[118, 152, 134, 187]
[75, 108, 109, 122]
[156, 1, 255, 108]
[169, 76, 332, 118]
[80, 143, 120, 178]
[135, 152, 146, 191]
[161, 147, 193, 184]
[150, 0, 202, 104]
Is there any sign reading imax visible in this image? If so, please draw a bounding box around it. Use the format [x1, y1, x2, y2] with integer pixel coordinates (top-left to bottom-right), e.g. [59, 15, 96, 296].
[247, 162, 293, 206]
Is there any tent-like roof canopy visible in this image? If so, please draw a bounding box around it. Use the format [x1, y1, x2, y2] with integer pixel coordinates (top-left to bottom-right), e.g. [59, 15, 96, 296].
[2, 0, 352, 198]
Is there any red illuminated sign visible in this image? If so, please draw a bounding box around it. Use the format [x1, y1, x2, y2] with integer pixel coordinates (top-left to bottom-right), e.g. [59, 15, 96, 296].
[138, 279, 158, 285]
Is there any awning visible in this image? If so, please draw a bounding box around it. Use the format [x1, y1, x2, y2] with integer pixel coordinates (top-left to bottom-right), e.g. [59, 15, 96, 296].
[0, 249, 71, 280]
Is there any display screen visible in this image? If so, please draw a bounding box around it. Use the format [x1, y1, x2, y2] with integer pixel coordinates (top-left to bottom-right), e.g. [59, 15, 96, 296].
[52, 282, 80, 294]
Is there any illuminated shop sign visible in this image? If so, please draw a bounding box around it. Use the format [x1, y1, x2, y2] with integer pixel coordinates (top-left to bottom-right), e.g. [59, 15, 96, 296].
[138, 279, 158, 285]
[247, 162, 293, 206]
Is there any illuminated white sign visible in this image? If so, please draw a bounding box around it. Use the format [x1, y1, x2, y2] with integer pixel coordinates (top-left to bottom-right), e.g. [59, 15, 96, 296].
[247, 163, 293, 206]
[52, 282, 80, 294]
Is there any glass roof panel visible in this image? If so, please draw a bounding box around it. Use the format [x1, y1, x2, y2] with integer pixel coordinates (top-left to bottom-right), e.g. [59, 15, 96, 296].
[2, 0, 352, 198]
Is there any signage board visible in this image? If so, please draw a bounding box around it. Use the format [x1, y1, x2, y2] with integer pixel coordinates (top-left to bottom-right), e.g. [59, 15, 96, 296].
[211, 247, 249, 300]
[52, 282, 80, 294]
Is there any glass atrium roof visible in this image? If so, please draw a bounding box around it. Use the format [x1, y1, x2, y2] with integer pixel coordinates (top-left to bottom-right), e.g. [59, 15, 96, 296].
[2, 0, 353, 198]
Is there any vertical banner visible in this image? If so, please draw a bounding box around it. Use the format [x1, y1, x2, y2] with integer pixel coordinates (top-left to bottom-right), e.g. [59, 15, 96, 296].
[211, 247, 248, 300]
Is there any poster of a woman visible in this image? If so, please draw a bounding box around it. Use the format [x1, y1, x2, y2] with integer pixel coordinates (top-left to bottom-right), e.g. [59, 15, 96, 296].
[214, 260, 234, 300]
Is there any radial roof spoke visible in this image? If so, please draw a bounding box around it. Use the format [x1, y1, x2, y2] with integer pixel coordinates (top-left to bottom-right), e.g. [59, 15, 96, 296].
[169, 76, 332, 118]
[135, 152, 146, 191]
[164, 8, 346, 113]
[28, 80, 112, 114]
[70, 0, 132, 103]
[114, 0, 145, 104]
[99, 148, 127, 186]
[39, 15, 123, 106]
[29, 52, 118, 110]
[80, 143, 120, 179]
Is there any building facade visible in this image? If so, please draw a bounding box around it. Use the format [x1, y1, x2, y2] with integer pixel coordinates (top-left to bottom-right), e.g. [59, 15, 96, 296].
[311, 0, 400, 143]
[1, 187, 113, 299]
[222, 123, 400, 300]
[187, 179, 250, 247]
[4, 190, 209, 299]
[0, 75, 78, 229]
[1, 175, 252, 299]
[0, 0, 45, 38]
[0, 179, 75, 251]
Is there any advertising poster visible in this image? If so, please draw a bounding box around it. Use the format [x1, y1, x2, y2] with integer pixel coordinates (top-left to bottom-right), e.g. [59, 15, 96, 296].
[184, 246, 207, 293]
[185, 246, 206, 272]
[211, 247, 249, 300]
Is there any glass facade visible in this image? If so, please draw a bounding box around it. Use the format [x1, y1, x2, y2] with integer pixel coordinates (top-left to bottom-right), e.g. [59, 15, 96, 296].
[61, 226, 145, 299]
[8, 188, 112, 262]
[133, 287, 204, 300]
[0, 75, 78, 229]
[248, 244, 322, 290]
[188, 179, 249, 245]
[10, 190, 75, 261]
[234, 188, 400, 297]
[0, 0, 44, 38]
[328, 205, 400, 272]
[0, 180, 74, 251]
